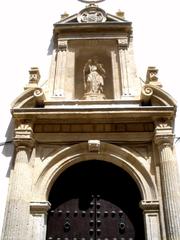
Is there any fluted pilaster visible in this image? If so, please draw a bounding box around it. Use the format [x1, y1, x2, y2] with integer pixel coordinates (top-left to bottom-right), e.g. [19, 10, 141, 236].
[117, 38, 129, 96]
[54, 40, 68, 97]
[117, 37, 139, 97]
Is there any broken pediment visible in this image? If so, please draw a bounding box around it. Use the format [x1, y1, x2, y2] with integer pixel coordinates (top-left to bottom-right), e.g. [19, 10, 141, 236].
[11, 67, 46, 109]
[140, 67, 177, 107]
[141, 84, 177, 107]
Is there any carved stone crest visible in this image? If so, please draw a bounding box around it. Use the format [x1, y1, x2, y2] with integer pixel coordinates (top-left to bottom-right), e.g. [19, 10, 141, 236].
[78, 6, 107, 23]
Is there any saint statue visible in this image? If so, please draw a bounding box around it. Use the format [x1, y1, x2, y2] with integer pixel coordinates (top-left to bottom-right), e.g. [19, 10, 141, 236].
[83, 58, 106, 95]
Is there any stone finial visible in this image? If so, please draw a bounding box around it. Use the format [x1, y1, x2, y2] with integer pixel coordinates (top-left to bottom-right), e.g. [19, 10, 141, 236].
[24, 67, 41, 90]
[61, 12, 69, 20]
[116, 9, 125, 19]
[146, 66, 162, 87]
[29, 67, 40, 84]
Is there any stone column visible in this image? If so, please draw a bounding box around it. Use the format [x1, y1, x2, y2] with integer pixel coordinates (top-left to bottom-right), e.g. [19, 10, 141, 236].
[53, 40, 68, 97]
[155, 122, 180, 240]
[2, 123, 34, 240]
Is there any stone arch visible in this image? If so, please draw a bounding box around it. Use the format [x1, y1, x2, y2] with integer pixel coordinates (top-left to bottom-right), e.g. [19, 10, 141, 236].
[32, 142, 158, 202]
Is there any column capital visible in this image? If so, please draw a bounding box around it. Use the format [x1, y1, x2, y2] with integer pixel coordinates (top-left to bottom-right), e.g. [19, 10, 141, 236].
[154, 119, 175, 146]
[117, 37, 129, 50]
[57, 40, 68, 52]
[14, 121, 35, 149]
[154, 135, 174, 148]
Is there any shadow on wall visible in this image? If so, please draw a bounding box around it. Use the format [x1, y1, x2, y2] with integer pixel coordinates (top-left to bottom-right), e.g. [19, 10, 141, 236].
[47, 36, 54, 56]
[1, 118, 14, 178]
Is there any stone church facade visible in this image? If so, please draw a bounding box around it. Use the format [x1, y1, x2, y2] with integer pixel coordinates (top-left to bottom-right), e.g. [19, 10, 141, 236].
[1, 1, 180, 239]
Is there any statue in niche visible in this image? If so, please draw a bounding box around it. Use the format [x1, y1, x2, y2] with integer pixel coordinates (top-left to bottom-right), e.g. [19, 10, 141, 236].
[83, 58, 106, 96]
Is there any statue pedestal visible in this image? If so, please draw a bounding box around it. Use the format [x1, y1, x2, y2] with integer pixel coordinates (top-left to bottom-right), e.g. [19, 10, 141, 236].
[83, 93, 106, 100]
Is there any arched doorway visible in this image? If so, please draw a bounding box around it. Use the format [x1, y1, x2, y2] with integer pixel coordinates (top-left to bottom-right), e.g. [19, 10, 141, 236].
[46, 160, 145, 240]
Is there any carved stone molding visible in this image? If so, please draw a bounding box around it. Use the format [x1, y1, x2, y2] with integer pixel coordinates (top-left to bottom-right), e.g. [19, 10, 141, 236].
[141, 85, 153, 105]
[156, 120, 173, 129]
[34, 87, 46, 107]
[77, 6, 107, 23]
[14, 122, 34, 148]
[155, 136, 174, 149]
[140, 200, 159, 211]
[154, 119, 174, 146]
[57, 40, 68, 52]
[88, 140, 100, 152]
[30, 201, 51, 215]
[117, 37, 129, 49]
[34, 123, 154, 133]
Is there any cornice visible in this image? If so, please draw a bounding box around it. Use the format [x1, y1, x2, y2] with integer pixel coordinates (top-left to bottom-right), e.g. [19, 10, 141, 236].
[11, 106, 176, 123]
[53, 22, 132, 34]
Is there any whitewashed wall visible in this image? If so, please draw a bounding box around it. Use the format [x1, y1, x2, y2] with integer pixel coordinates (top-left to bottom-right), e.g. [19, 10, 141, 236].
[0, 0, 180, 236]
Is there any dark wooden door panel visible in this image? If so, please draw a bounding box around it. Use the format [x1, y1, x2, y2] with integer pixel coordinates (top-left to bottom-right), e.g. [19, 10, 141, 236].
[47, 196, 135, 239]
[46, 160, 144, 240]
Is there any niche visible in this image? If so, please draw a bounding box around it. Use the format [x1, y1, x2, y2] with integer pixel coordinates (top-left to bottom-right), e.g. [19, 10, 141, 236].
[74, 40, 114, 100]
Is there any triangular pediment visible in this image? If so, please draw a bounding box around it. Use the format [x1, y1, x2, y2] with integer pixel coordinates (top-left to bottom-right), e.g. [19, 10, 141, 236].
[55, 8, 129, 25]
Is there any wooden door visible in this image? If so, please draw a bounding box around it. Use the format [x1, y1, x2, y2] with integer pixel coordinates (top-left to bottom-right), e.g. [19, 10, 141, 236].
[46, 161, 144, 240]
